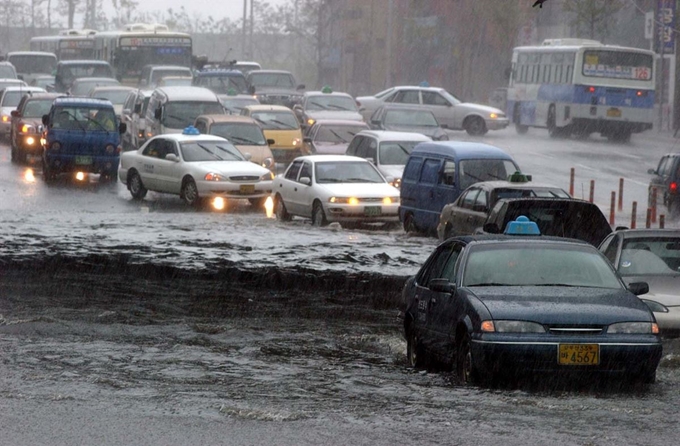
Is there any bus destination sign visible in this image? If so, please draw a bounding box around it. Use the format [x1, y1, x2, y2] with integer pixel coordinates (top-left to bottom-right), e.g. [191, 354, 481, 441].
[120, 37, 192, 47]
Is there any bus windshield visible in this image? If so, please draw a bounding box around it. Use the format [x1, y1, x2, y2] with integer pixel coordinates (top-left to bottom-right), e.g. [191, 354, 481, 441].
[582, 50, 653, 81]
[8, 54, 57, 75]
[116, 47, 192, 79]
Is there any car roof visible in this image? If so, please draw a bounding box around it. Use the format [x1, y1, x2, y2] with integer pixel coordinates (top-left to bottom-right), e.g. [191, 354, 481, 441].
[305, 91, 353, 98]
[614, 229, 680, 238]
[0, 86, 45, 93]
[58, 60, 110, 66]
[8, 51, 56, 57]
[243, 104, 293, 112]
[153, 86, 219, 101]
[53, 97, 114, 107]
[149, 65, 191, 71]
[150, 133, 231, 143]
[89, 86, 134, 92]
[196, 114, 258, 125]
[354, 130, 431, 141]
[446, 234, 592, 247]
[72, 77, 119, 83]
[195, 69, 245, 77]
[248, 70, 293, 75]
[411, 141, 515, 160]
[295, 155, 372, 163]
[467, 180, 567, 192]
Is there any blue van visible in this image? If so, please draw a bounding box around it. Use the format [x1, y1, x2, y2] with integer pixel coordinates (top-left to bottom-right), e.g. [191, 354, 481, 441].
[399, 142, 521, 234]
[41, 97, 126, 183]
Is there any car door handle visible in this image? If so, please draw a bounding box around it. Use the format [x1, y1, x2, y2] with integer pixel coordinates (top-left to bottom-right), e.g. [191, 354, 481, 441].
[294, 187, 298, 192]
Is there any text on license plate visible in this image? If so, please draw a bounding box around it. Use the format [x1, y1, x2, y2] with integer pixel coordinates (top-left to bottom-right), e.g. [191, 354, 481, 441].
[239, 184, 255, 194]
[75, 156, 93, 165]
[606, 108, 622, 118]
[558, 344, 599, 365]
[364, 206, 382, 216]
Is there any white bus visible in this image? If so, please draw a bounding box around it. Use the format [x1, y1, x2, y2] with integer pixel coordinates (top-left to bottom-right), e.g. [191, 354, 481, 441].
[93, 24, 192, 85]
[30, 30, 97, 61]
[507, 39, 655, 142]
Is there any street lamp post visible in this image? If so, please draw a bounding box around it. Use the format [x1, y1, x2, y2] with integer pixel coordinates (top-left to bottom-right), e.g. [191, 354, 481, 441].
[242, 0, 248, 58]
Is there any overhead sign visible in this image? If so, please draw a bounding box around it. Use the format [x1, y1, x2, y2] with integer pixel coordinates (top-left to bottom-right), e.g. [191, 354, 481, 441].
[656, 0, 675, 53]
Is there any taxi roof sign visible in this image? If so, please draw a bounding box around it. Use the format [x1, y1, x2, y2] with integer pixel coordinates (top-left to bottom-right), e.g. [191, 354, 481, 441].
[419, 81, 430, 88]
[227, 87, 238, 96]
[183, 125, 201, 135]
[321, 85, 333, 94]
[504, 215, 540, 236]
[508, 171, 532, 182]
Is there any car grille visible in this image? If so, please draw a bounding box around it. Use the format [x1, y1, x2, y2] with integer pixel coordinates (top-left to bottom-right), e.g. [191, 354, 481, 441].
[360, 198, 385, 203]
[229, 175, 259, 182]
[548, 326, 604, 335]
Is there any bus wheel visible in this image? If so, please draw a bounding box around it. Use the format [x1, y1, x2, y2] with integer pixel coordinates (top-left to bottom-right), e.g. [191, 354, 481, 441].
[547, 105, 569, 138]
[607, 130, 632, 143]
[515, 123, 529, 134]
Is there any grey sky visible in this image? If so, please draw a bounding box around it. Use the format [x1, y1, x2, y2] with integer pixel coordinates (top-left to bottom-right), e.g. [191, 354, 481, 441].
[118, 0, 287, 22]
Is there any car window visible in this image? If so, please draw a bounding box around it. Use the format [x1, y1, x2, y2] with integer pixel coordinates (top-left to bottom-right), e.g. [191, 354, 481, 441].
[658, 156, 670, 176]
[459, 159, 517, 189]
[440, 160, 456, 186]
[422, 91, 450, 106]
[419, 158, 441, 184]
[392, 90, 420, 104]
[600, 234, 619, 264]
[209, 123, 267, 145]
[285, 160, 303, 180]
[142, 139, 163, 158]
[345, 136, 362, 156]
[365, 139, 378, 161]
[315, 161, 384, 184]
[22, 99, 53, 118]
[402, 156, 423, 182]
[355, 137, 370, 158]
[619, 236, 680, 274]
[417, 244, 457, 287]
[460, 189, 480, 209]
[439, 244, 462, 281]
[180, 141, 243, 162]
[194, 120, 208, 134]
[378, 141, 419, 166]
[299, 162, 312, 182]
[474, 191, 488, 210]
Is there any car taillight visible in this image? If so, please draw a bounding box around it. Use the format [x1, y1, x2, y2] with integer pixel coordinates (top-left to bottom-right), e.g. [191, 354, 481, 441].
[586, 86, 595, 93]
[636, 90, 647, 97]
[671, 182, 678, 193]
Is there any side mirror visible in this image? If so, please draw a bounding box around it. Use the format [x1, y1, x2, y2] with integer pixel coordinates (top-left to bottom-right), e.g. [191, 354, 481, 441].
[249, 85, 256, 95]
[122, 108, 131, 117]
[165, 153, 179, 162]
[267, 138, 275, 145]
[243, 152, 252, 161]
[647, 168, 656, 175]
[118, 122, 127, 134]
[483, 222, 500, 234]
[297, 84, 305, 90]
[154, 108, 162, 120]
[627, 281, 649, 296]
[299, 176, 312, 186]
[10, 110, 19, 118]
[42, 114, 49, 126]
[429, 278, 455, 294]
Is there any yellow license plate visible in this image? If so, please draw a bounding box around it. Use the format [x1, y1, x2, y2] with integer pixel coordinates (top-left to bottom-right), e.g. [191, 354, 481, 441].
[606, 108, 621, 118]
[239, 184, 255, 194]
[558, 344, 599, 365]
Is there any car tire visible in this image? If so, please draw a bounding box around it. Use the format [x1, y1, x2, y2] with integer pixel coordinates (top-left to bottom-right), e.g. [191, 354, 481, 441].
[403, 213, 418, 234]
[456, 332, 480, 385]
[248, 197, 267, 208]
[42, 160, 57, 185]
[275, 195, 292, 221]
[181, 177, 201, 208]
[407, 328, 426, 368]
[464, 116, 488, 136]
[128, 171, 148, 200]
[607, 130, 632, 143]
[312, 201, 328, 227]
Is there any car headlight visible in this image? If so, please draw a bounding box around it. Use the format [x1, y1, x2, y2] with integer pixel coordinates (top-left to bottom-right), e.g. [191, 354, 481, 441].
[492, 320, 546, 333]
[382, 197, 399, 205]
[607, 322, 659, 334]
[204, 173, 226, 181]
[292, 138, 301, 146]
[1, 115, 9, 123]
[261, 157, 274, 169]
[260, 172, 274, 181]
[640, 299, 669, 313]
[330, 197, 359, 205]
[21, 124, 36, 134]
[391, 178, 402, 188]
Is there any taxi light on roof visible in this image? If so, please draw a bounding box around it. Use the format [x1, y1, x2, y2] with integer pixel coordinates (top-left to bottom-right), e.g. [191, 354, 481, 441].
[508, 171, 532, 182]
[183, 125, 201, 135]
[321, 85, 333, 94]
[419, 81, 430, 88]
[481, 320, 495, 332]
[504, 215, 541, 236]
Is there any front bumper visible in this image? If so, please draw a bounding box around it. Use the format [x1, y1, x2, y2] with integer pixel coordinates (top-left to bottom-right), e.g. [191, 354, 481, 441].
[324, 202, 400, 223]
[485, 118, 510, 130]
[44, 154, 120, 175]
[16, 134, 42, 153]
[197, 180, 273, 199]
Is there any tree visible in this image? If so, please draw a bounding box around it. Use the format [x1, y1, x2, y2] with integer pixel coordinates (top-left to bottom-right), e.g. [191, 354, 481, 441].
[562, 0, 627, 42]
[58, 0, 81, 29]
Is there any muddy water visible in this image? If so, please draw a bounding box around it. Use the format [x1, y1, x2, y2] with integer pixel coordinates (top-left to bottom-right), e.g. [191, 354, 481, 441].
[1, 255, 679, 445]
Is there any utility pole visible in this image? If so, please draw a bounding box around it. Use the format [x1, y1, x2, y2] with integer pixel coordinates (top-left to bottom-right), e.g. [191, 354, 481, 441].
[249, 0, 254, 60]
[386, 0, 393, 87]
[294, 0, 300, 76]
[658, 0, 665, 131]
[242, 0, 247, 59]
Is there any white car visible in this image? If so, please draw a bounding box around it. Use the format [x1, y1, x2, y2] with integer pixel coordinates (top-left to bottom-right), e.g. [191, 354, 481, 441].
[273, 155, 400, 227]
[356, 85, 509, 136]
[0, 86, 46, 137]
[118, 127, 274, 208]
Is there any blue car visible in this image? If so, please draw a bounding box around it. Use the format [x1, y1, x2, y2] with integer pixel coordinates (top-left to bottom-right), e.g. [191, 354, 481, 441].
[401, 217, 662, 385]
[41, 97, 126, 183]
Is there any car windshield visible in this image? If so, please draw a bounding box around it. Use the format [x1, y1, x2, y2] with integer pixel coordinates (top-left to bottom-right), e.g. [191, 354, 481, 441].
[459, 159, 519, 189]
[250, 111, 299, 130]
[209, 123, 267, 145]
[249, 73, 295, 89]
[196, 75, 248, 94]
[383, 109, 438, 127]
[91, 90, 131, 105]
[51, 106, 117, 132]
[221, 97, 259, 113]
[62, 64, 114, 79]
[23, 99, 54, 117]
[71, 80, 120, 96]
[306, 95, 357, 111]
[378, 141, 421, 165]
[494, 187, 571, 202]
[163, 101, 225, 128]
[159, 77, 193, 87]
[314, 124, 367, 143]
[315, 161, 385, 184]
[151, 69, 192, 83]
[463, 244, 622, 288]
[618, 237, 680, 276]
[180, 141, 245, 162]
[2, 91, 34, 107]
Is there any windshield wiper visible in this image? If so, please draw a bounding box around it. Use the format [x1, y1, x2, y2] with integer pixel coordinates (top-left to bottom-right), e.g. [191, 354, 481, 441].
[326, 104, 351, 110]
[85, 116, 110, 132]
[309, 101, 328, 110]
[165, 114, 186, 125]
[196, 143, 224, 160]
[60, 111, 87, 132]
[328, 129, 348, 143]
[215, 144, 242, 160]
[227, 135, 260, 145]
[270, 119, 295, 129]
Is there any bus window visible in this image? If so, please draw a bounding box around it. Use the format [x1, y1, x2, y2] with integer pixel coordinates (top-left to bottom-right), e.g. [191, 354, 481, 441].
[566, 65, 573, 83]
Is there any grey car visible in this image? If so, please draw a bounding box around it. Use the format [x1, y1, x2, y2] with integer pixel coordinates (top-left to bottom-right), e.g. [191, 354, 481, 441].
[368, 105, 449, 141]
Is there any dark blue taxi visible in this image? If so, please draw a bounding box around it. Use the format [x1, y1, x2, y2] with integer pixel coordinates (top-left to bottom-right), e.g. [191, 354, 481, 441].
[41, 97, 126, 184]
[401, 217, 662, 385]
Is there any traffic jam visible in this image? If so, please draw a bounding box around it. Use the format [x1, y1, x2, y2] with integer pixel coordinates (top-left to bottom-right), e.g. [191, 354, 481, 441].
[2, 14, 680, 418]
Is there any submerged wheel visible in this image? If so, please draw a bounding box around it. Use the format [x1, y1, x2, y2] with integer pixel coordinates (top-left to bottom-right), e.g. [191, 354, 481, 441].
[403, 213, 418, 234]
[464, 116, 488, 136]
[42, 160, 57, 185]
[456, 333, 480, 385]
[407, 328, 426, 368]
[128, 171, 147, 200]
[181, 177, 201, 207]
[275, 195, 292, 221]
[312, 202, 328, 227]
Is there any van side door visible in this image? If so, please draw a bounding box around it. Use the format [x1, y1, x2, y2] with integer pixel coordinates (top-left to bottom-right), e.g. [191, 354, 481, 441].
[428, 159, 459, 232]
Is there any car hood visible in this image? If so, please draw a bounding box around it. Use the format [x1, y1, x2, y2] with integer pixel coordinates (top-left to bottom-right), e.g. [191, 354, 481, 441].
[457, 102, 505, 115]
[378, 165, 405, 179]
[256, 88, 302, 96]
[306, 110, 364, 122]
[318, 182, 399, 198]
[468, 286, 653, 325]
[621, 275, 680, 307]
[312, 142, 350, 155]
[190, 160, 270, 177]
[233, 144, 272, 164]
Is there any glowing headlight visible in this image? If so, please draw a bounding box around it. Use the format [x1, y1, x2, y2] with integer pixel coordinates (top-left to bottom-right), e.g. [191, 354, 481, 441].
[1, 115, 9, 122]
[204, 173, 226, 181]
[391, 178, 402, 189]
[607, 322, 659, 334]
[641, 299, 669, 313]
[490, 113, 498, 119]
[306, 118, 315, 126]
[494, 320, 546, 333]
[260, 171, 274, 181]
[26, 136, 36, 145]
[329, 197, 359, 205]
[292, 138, 301, 146]
[21, 124, 36, 134]
[382, 197, 399, 205]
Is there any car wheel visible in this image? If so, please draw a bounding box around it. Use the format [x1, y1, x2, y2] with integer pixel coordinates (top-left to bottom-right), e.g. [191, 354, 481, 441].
[248, 197, 267, 208]
[407, 328, 426, 368]
[514, 105, 528, 134]
[275, 195, 292, 221]
[464, 116, 488, 136]
[42, 160, 57, 185]
[403, 213, 418, 234]
[456, 333, 479, 385]
[181, 177, 201, 207]
[312, 201, 328, 227]
[128, 171, 148, 200]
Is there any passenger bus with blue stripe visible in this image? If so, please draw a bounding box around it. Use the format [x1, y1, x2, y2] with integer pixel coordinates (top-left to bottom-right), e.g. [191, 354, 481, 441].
[507, 39, 655, 142]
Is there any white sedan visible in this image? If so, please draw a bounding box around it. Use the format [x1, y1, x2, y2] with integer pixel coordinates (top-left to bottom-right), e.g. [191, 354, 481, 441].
[272, 155, 401, 227]
[118, 128, 274, 208]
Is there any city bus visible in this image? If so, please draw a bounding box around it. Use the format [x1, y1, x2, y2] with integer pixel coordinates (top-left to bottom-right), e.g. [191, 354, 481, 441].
[507, 39, 655, 142]
[92, 24, 192, 85]
[30, 30, 97, 60]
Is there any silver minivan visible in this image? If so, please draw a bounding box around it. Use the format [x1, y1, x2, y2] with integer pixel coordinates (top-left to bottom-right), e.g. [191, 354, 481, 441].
[145, 86, 226, 136]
